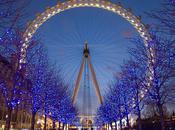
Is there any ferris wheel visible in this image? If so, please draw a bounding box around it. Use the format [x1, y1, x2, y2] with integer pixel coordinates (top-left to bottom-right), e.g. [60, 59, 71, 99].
[35, 7, 138, 116]
[21, 0, 154, 124]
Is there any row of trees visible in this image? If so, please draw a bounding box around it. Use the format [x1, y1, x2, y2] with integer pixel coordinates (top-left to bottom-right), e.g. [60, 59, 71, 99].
[26, 41, 78, 130]
[0, 1, 77, 130]
[96, 0, 175, 130]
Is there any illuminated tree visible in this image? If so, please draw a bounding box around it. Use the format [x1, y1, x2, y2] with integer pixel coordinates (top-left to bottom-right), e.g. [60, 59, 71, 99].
[96, 78, 133, 130]
[0, 4, 32, 129]
[0, 30, 33, 130]
[41, 69, 77, 130]
[26, 43, 49, 130]
[97, 31, 175, 130]
[26, 42, 78, 130]
[129, 34, 175, 130]
[120, 60, 147, 130]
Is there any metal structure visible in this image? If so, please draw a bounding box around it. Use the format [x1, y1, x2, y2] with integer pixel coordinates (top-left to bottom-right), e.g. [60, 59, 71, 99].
[20, 0, 155, 100]
[72, 43, 103, 105]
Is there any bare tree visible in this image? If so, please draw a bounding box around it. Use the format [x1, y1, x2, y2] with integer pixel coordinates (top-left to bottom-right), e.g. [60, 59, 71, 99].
[120, 60, 147, 130]
[0, 0, 30, 36]
[129, 34, 175, 130]
[147, 0, 175, 36]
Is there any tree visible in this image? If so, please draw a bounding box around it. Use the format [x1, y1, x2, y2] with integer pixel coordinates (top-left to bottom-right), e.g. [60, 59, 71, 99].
[96, 77, 133, 130]
[0, 30, 34, 130]
[120, 79, 133, 130]
[26, 43, 49, 130]
[147, 0, 175, 36]
[26, 42, 78, 130]
[120, 60, 147, 130]
[129, 34, 175, 130]
[45, 81, 77, 129]
[41, 68, 75, 130]
[0, 3, 33, 129]
[0, 0, 30, 36]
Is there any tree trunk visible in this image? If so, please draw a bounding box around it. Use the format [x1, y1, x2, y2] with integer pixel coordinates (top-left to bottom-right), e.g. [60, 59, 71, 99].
[111, 122, 113, 130]
[31, 111, 36, 130]
[5, 106, 12, 130]
[65, 124, 67, 130]
[137, 108, 142, 130]
[44, 114, 47, 130]
[126, 114, 130, 130]
[136, 89, 142, 130]
[119, 118, 122, 130]
[115, 122, 118, 130]
[62, 123, 64, 130]
[67, 124, 69, 130]
[58, 122, 60, 130]
[158, 103, 165, 130]
[53, 120, 56, 129]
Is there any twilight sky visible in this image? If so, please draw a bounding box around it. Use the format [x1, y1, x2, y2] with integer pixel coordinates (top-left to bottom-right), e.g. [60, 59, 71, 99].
[24, 0, 163, 114]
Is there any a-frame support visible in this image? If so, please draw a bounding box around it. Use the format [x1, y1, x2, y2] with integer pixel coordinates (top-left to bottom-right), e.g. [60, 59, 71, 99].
[72, 43, 103, 104]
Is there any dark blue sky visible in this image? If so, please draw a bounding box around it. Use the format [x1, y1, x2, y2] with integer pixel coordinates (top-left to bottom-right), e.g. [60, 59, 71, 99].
[25, 0, 163, 114]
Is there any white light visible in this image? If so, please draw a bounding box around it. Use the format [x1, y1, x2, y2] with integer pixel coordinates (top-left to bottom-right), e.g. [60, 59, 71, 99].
[141, 94, 144, 98]
[84, 3, 89, 6]
[21, 48, 24, 52]
[48, 13, 51, 17]
[57, 9, 61, 12]
[121, 13, 126, 16]
[73, 4, 77, 7]
[135, 23, 139, 27]
[34, 24, 38, 28]
[19, 59, 23, 63]
[111, 8, 116, 12]
[90, 3, 94, 6]
[22, 43, 26, 48]
[132, 104, 136, 107]
[131, 20, 135, 23]
[145, 36, 149, 41]
[25, 37, 28, 41]
[117, 10, 121, 14]
[95, 4, 100, 7]
[43, 16, 47, 20]
[138, 27, 143, 31]
[28, 33, 31, 37]
[106, 6, 110, 10]
[23, 59, 26, 63]
[37, 119, 44, 124]
[151, 70, 154, 74]
[151, 52, 154, 57]
[23, 44, 28, 49]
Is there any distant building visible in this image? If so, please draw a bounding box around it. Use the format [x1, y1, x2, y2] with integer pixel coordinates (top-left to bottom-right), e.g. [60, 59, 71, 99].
[133, 114, 175, 130]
